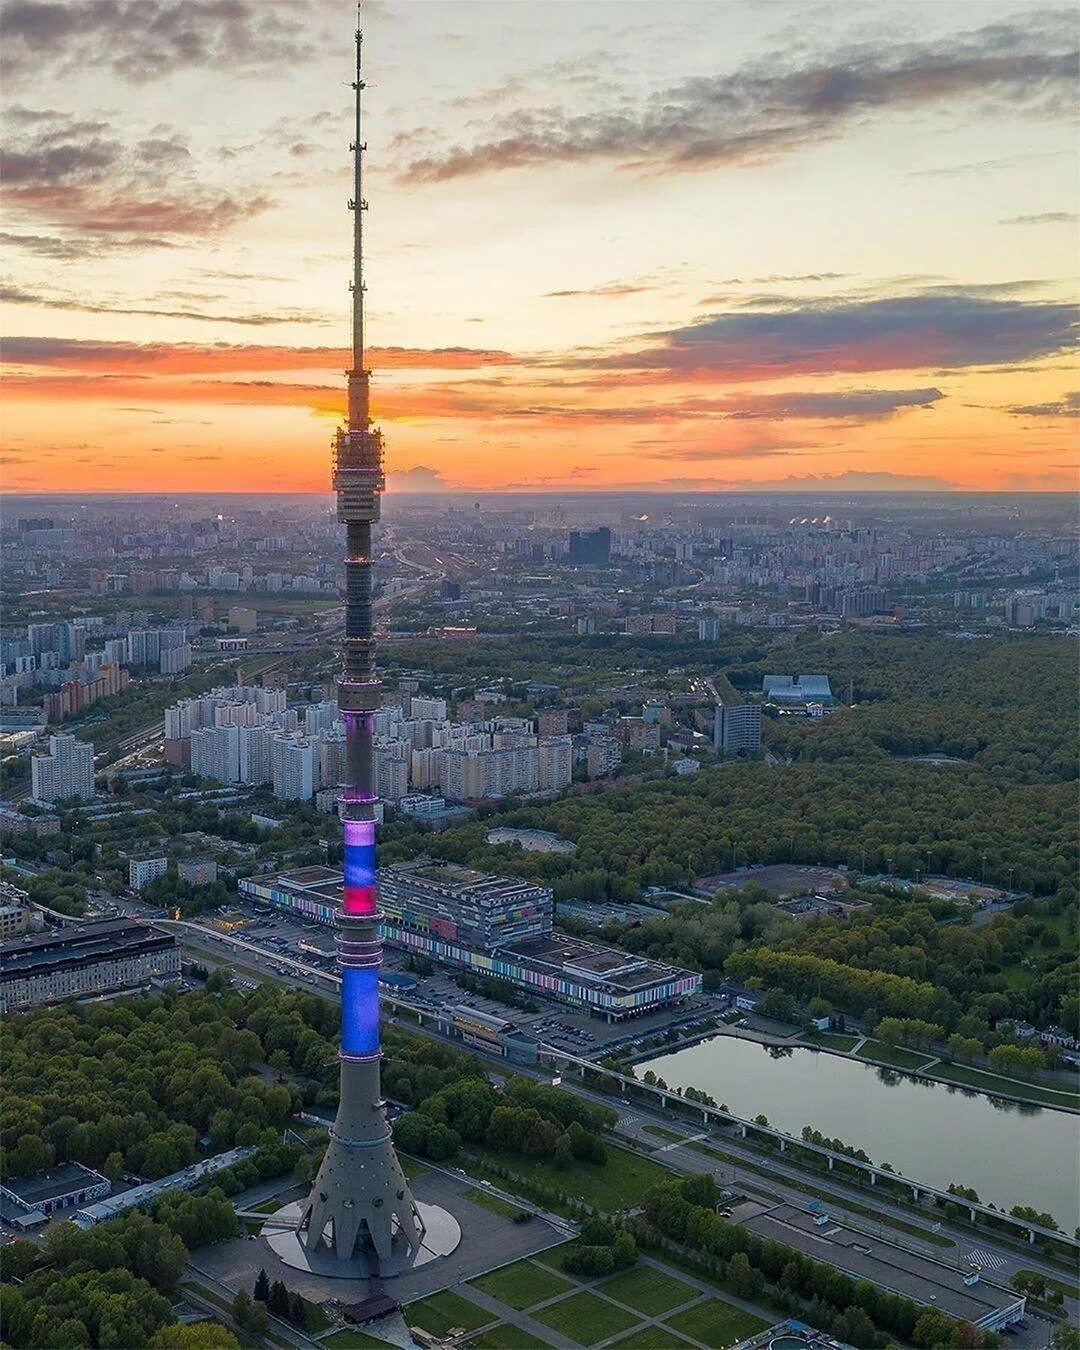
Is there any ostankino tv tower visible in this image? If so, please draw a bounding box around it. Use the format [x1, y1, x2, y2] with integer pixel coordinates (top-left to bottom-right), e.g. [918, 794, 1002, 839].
[298, 15, 425, 1267]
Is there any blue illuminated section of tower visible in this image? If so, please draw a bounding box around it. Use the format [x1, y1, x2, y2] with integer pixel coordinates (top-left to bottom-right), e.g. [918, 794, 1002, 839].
[298, 15, 423, 1267]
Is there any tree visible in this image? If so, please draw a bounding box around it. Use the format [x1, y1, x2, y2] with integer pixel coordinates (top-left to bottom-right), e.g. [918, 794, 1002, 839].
[269, 1279, 290, 1318]
[103, 1151, 125, 1183]
[913, 1310, 955, 1349]
[253, 1268, 270, 1304]
[289, 1291, 309, 1329]
[268, 1049, 291, 1081]
[149, 1324, 241, 1348]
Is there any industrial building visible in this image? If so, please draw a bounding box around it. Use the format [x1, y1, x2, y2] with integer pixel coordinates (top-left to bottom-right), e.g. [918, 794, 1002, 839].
[240, 864, 701, 1018]
[0, 1161, 110, 1227]
[73, 1148, 254, 1228]
[0, 919, 180, 1012]
[761, 674, 833, 704]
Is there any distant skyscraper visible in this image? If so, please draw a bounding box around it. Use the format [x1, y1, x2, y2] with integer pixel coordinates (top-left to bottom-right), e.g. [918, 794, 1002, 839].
[30, 733, 95, 803]
[568, 526, 611, 566]
[299, 22, 423, 1268]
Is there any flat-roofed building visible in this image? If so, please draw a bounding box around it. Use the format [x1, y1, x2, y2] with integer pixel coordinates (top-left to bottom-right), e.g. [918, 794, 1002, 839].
[739, 1201, 1025, 1333]
[379, 859, 552, 949]
[0, 1161, 110, 1227]
[762, 674, 832, 704]
[129, 856, 168, 891]
[239, 864, 700, 1019]
[0, 919, 180, 1012]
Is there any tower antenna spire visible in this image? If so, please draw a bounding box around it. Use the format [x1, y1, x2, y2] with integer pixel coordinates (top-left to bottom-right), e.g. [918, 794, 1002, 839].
[350, 6, 368, 430]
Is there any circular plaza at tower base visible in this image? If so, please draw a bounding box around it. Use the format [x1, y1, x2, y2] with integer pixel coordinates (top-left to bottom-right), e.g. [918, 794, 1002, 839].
[261, 1200, 461, 1280]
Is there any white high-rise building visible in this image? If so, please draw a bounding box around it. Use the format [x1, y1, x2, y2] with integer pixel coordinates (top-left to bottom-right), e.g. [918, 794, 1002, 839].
[537, 735, 573, 793]
[375, 743, 409, 801]
[271, 735, 315, 800]
[190, 724, 240, 784]
[238, 725, 273, 785]
[442, 745, 538, 801]
[409, 696, 447, 722]
[30, 733, 95, 803]
[160, 644, 192, 676]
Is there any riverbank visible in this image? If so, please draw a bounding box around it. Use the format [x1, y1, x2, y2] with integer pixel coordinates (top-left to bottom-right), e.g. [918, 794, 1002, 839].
[622, 1020, 1079, 1115]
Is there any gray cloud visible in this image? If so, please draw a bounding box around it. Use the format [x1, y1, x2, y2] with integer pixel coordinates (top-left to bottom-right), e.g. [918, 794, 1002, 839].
[999, 211, 1078, 225]
[398, 14, 1076, 182]
[544, 281, 656, 298]
[0, 284, 327, 326]
[1, 108, 271, 237]
[0, 229, 183, 257]
[581, 291, 1077, 378]
[1007, 391, 1080, 417]
[1, 0, 317, 85]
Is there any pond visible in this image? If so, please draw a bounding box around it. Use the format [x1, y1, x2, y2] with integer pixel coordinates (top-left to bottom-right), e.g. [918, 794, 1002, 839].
[635, 1034, 1079, 1231]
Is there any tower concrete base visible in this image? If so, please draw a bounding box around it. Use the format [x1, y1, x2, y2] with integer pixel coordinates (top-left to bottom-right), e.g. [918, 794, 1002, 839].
[262, 1201, 460, 1280]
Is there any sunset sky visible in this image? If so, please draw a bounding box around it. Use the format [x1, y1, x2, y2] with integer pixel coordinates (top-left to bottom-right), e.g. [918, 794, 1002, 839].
[1, 0, 1077, 494]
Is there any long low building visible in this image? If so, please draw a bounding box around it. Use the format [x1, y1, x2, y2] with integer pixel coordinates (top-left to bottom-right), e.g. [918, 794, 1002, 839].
[0, 919, 181, 1012]
[241, 864, 701, 1019]
[738, 1201, 1025, 1332]
[73, 1147, 255, 1227]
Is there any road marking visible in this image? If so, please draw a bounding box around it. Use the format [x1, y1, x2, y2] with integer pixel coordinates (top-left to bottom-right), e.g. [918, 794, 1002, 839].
[657, 1131, 708, 1153]
[966, 1248, 1006, 1271]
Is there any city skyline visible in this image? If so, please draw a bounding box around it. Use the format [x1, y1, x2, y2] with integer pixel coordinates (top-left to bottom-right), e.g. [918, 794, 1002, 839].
[2, 0, 1078, 495]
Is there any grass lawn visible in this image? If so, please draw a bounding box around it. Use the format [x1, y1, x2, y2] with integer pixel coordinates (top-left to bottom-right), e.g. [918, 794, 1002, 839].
[464, 1187, 531, 1223]
[596, 1266, 700, 1317]
[468, 1142, 673, 1214]
[471, 1258, 575, 1310]
[300, 1296, 329, 1333]
[249, 1197, 283, 1214]
[804, 1031, 861, 1052]
[856, 1040, 934, 1071]
[322, 1331, 393, 1349]
[466, 1328, 556, 1349]
[400, 1155, 428, 1180]
[926, 1062, 1079, 1107]
[643, 1124, 683, 1143]
[532, 1290, 640, 1345]
[406, 1290, 493, 1338]
[664, 1299, 769, 1348]
[1016, 1269, 1080, 1300]
[181, 1282, 231, 1313]
[607, 1329, 695, 1349]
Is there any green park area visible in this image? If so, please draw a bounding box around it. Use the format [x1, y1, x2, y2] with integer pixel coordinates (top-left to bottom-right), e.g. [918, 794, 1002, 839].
[531, 1289, 640, 1344]
[594, 1265, 700, 1316]
[470, 1257, 574, 1310]
[664, 1299, 769, 1348]
[405, 1289, 493, 1339]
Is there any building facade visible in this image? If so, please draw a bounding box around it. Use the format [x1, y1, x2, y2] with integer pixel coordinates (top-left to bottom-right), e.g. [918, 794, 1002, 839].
[714, 702, 763, 754]
[0, 920, 180, 1012]
[30, 733, 95, 803]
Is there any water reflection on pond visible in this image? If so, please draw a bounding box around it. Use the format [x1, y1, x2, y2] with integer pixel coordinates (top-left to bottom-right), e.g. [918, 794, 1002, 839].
[635, 1034, 1079, 1230]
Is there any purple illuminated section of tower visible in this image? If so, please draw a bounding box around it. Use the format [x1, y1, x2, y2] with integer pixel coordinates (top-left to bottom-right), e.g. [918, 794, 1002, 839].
[342, 817, 377, 916]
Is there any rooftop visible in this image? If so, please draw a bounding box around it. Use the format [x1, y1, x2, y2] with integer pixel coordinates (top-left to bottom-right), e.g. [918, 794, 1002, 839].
[739, 1202, 1022, 1324]
[1, 1161, 107, 1208]
[1, 919, 174, 979]
[516, 933, 690, 992]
